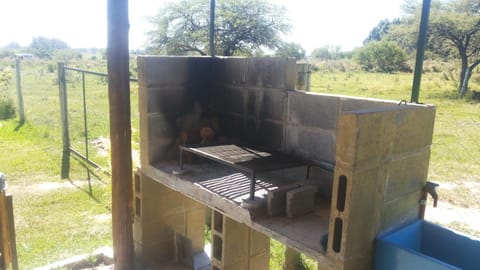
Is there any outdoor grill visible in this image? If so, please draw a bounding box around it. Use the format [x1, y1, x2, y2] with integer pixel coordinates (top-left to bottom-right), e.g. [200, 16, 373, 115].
[133, 56, 437, 270]
[178, 144, 310, 201]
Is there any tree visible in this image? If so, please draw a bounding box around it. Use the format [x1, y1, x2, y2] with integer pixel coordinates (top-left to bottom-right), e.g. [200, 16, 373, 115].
[275, 42, 305, 60]
[29, 36, 69, 58]
[380, 0, 479, 95]
[364, 19, 401, 45]
[146, 0, 290, 56]
[428, 0, 480, 96]
[354, 40, 408, 73]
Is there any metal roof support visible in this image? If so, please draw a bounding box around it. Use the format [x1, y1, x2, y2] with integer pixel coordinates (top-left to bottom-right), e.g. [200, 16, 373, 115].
[107, 0, 134, 269]
[210, 0, 216, 56]
[411, 0, 432, 103]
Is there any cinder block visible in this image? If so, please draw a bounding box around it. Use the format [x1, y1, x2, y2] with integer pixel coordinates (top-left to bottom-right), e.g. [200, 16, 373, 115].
[186, 208, 206, 252]
[248, 252, 269, 270]
[246, 58, 296, 89]
[339, 96, 395, 113]
[137, 56, 213, 88]
[287, 91, 339, 131]
[385, 149, 431, 201]
[391, 106, 436, 154]
[209, 86, 245, 115]
[267, 184, 300, 217]
[260, 89, 287, 122]
[380, 190, 421, 232]
[244, 119, 285, 151]
[286, 185, 316, 218]
[285, 127, 336, 164]
[223, 217, 249, 267]
[146, 86, 201, 115]
[215, 57, 248, 86]
[249, 228, 270, 256]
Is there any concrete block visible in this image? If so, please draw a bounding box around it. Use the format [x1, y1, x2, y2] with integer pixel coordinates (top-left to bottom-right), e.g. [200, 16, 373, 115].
[287, 91, 339, 131]
[248, 252, 269, 270]
[186, 208, 206, 251]
[176, 233, 195, 268]
[146, 86, 206, 115]
[244, 119, 285, 151]
[286, 185, 316, 218]
[209, 86, 245, 115]
[267, 184, 300, 217]
[249, 229, 270, 256]
[339, 96, 396, 113]
[284, 247, 301, 270]
[246, 58, 296, 89]
[385, 149, 431, 201]
[260, 89, 287, 122]
[328, 166, 386, 260]
[137, 56, 213, 88]
[380, 190, 421, 232]
[391, 106, 436, 155]
[215, 57, 248, 86]
[286, 127, 336, 164]
[222, 217, 249, 267]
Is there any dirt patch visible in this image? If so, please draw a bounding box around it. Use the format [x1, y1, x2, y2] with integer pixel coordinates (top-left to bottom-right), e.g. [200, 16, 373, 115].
[425, 180, 480, 237]
[7, 180, 87, 197]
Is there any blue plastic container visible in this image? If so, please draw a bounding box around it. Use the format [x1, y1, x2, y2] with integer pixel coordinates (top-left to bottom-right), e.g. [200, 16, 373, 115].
[374, 220, 480, 270]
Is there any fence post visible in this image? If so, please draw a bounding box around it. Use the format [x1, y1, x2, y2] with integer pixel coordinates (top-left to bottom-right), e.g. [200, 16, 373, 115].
[58, 63, 70, 179]
[0, 173, 18, 270]
[15, 57, 25, 124]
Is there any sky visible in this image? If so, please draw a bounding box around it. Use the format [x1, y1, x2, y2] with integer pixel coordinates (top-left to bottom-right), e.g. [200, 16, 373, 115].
[0, 0, 406, 54]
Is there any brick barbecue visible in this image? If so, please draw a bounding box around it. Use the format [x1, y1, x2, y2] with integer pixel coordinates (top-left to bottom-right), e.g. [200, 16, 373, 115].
[133, 56, 436, 270]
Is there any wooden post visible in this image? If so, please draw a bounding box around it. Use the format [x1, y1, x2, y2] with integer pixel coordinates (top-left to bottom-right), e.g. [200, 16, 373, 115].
[107, 0, 134, 269]
[58, 63, 70, 179]
[15, 57, 25, 124]
[1, 191, 18, 270]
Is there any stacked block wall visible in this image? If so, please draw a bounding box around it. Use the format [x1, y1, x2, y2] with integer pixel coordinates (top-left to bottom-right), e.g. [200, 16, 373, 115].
[326, 106, 436, 270]
[133, 172, 205, 268]
[211, 210, 270, 270]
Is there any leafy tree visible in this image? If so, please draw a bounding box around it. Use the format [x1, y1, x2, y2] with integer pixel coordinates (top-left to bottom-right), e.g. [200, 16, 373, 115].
[311, 45, 342, 60]
[380, 0, 479, 95]
[364, 19, 401, 45]
[428, 0, 480, 96]
[29, 36, 69, 58]
[354, 40, 408, 73]
[275, 42, 305, 60]
[146, 0, 290, 56]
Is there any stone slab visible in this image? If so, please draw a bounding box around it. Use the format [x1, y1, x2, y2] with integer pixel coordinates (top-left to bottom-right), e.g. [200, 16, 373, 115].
[286, 185, 317, 218]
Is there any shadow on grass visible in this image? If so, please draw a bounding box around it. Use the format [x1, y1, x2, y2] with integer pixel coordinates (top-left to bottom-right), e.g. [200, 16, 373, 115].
[426, 90, 462, 100]
[13, 119, 24, 131]
[67, 155, 112, 212]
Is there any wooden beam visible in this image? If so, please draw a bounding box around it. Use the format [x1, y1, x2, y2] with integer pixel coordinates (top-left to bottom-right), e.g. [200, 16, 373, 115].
[107, 0, 134, 269]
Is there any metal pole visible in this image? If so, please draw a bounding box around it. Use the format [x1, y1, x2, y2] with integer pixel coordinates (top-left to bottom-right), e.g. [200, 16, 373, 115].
[58, 63, 70, 179]
[81, 72, 92, 193]
[210, 0, 215, 56]
[411, 0, 432, 103]
[107, 0, 134, 268]
[15, 57, 25, 124]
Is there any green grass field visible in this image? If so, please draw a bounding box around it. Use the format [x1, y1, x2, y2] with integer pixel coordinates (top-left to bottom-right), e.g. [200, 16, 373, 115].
[0, 57, 479, 268]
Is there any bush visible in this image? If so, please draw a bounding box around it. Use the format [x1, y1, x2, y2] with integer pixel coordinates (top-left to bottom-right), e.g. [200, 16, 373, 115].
[0, 69, 15, 119]
[0, 98, 15, 119]
[354, 40, 409, 73]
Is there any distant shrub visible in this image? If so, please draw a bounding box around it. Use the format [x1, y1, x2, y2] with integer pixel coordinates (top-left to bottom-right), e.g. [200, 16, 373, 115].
[0, 70, 15, 119]
[354, 40, 409, 73]
[0, 98, 15, 119]
[47, 63, 55, 73]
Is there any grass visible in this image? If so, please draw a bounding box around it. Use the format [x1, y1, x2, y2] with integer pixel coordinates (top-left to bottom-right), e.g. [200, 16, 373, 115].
[0, 57, 479, 268]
